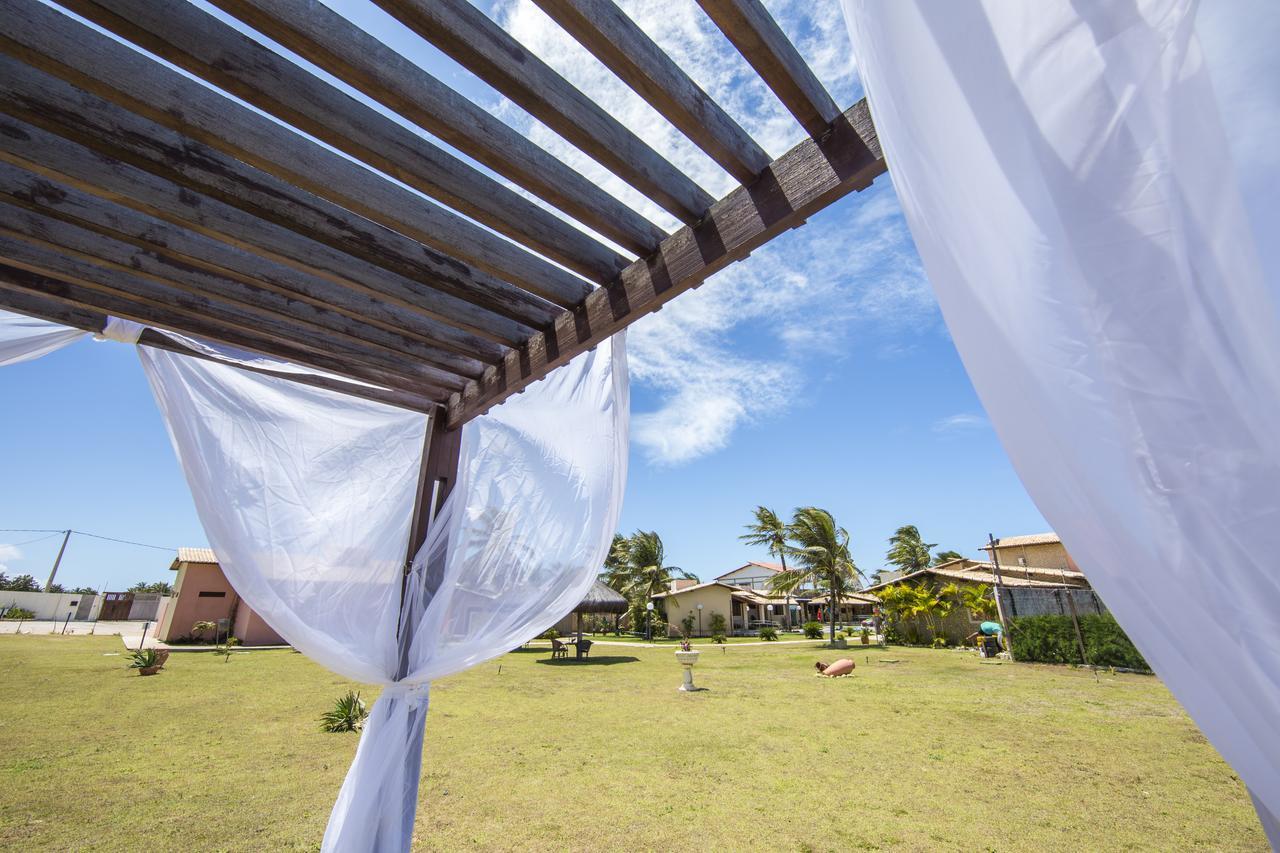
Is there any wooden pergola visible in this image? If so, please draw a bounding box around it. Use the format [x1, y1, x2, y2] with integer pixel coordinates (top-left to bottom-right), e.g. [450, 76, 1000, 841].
[0, 0, 886, 554]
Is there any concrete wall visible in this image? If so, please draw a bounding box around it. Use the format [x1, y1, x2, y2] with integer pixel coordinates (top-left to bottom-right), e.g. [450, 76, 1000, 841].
[158, 562, 238, 641]
[0, 590, 101, 621]
[662, 586, 734, 637]
[232, 604, 287, 646]
[127, 593, 167, 621]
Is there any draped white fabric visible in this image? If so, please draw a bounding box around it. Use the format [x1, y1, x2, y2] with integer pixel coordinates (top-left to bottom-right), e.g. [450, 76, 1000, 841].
[322, 335, 629, 850]
[139, 334, 628, 851]
[843, 0, 1280, 837]
[0, 308, 86, 366]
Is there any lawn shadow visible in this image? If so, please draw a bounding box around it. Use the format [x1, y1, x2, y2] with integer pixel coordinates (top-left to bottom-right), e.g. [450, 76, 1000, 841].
[534, 656, 640, 666]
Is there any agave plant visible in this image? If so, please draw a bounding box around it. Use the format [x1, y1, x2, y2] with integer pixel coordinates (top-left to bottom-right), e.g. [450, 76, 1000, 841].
[127, 648, 165, 675]
[320, 690, 368, 733]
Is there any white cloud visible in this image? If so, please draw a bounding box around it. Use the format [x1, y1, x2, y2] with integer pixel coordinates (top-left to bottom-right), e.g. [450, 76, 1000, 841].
[932, 413, 989, 433]
[0, 543, 22, 574]
[493, 0, 937, 464]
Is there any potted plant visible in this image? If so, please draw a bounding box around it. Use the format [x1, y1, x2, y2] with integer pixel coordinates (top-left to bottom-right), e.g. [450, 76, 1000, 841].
[675, 639, 701, 691]
[127, 648, 166, 676]
[860, 627, 871, 645]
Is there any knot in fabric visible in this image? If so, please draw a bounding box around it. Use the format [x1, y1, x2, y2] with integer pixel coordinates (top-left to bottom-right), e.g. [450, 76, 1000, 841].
[94, 316, 146, 344]
[381, 680, 430, 707]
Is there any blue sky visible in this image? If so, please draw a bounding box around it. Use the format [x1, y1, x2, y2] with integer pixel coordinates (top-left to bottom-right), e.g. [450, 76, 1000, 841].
[21, 0, 1225, 590]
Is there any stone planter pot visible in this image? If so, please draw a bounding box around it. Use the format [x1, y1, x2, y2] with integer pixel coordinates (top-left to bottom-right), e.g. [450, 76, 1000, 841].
[675, 649, 701, 691]
[860, 635, 870, 645]
[138, 665, 161, 676]
[831, 637, 848, 649]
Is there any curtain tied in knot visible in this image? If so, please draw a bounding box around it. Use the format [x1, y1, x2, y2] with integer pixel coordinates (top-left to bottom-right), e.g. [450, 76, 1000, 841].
[380, 680, 430, 708]
[95, 316, 146, 344]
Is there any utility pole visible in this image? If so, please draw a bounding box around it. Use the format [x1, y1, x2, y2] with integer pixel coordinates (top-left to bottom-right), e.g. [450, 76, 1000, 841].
[44, 529, 72, 592]
[987, 533, 1015, 661]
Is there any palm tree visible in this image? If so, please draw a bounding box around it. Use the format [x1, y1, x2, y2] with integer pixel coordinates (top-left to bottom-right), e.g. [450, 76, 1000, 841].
[886, 525, 936, 574]
[740, 506, 793, 629]
[601, 533, 630, 591]
[610, 531, 696, 632]
[943, 582, 996, 620]
[932, 549, 965, 565]
[769, 507, 859, 644]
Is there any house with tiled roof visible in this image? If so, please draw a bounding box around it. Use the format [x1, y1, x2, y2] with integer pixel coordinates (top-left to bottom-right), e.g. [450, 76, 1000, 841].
[155, 547, 286, 646]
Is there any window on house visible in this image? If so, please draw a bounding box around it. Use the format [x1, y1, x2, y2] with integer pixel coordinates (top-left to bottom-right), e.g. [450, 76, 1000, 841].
[197, 591, 226, 598]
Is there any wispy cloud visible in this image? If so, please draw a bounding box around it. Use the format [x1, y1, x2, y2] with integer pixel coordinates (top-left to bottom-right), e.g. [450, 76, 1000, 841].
[932, 413, 989, 433]
[494, 0, 938, 464]
[0, 543, 21, 574]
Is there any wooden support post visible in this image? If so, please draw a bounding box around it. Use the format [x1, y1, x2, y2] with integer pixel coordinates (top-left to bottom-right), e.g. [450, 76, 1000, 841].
[396, 411, 464, 678]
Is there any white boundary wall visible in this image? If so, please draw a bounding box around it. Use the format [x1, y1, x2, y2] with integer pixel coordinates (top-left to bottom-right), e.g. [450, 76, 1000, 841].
[0, 591, 100, 621]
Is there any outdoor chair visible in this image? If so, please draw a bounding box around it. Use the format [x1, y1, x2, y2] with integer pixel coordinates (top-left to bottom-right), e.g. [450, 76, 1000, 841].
[550, 638, 568, 659]
[576, 639, 593, 660]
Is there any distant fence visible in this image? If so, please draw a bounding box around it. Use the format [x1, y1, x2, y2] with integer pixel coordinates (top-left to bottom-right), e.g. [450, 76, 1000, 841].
[997, 586, 1106, 619]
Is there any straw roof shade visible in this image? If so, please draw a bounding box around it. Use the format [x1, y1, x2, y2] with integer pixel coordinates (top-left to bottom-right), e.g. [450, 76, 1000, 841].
[576, 581, 629, 614]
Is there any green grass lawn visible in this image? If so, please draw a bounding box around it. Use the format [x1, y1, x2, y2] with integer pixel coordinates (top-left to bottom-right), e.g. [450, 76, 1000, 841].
[0, 635, 1265, 851]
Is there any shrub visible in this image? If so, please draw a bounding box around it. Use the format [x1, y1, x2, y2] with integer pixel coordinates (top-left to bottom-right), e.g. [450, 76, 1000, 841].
[320, 691, 368, 733]
[711, 632, 727, 644]
[539, 628, 559, 640]
[931, 636, 948, 649]
[1008, 613, 1149, 671]
[1, 606, 35, 620]
[758, 626, 778, 641]
[708, 612, 727, 636]
[679, 614, 695, 639]
[802, 621, 823, 639]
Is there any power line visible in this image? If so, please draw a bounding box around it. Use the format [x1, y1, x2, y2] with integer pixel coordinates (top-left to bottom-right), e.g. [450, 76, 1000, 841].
[0, 528, 178, 552]
[5, 531, 66, 548]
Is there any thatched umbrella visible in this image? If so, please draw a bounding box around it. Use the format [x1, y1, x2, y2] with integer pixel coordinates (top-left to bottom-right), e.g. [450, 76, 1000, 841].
[571, 580, 628, 641]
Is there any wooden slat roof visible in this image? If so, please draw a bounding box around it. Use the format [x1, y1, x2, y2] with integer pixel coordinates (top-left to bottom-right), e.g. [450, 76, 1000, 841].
[0, 0, 885, 425]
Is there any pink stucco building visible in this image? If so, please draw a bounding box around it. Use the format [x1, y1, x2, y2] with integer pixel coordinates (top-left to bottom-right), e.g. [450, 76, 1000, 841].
[156, 548, 287, 646]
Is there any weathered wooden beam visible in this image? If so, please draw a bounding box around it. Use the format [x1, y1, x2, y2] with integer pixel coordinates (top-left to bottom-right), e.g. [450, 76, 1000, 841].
[0, 279, 441, 414]
[0, 201, 473, 391]
[446, 99, 886, 427]
[0, 162, 487, 380]
[0, 266, 445, 412]
[376, 0, 716, 225]
[50, 0, 626, 284]
[695, 0, 840, 138]
[0, 233, 461, 395]
[0, 34, 569, 324]
[205, 0, 665, 259]
[532, 0, 771, 184]
[0, 113, 518, 361]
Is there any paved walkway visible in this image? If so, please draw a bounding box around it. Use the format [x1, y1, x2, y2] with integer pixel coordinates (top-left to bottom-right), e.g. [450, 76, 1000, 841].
[0, 619, 157, 648]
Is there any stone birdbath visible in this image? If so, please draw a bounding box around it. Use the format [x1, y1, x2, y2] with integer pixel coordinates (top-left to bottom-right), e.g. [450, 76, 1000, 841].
[675, 641, 702, 691]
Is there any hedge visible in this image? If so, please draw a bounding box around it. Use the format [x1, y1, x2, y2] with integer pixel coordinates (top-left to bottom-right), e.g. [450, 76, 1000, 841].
[1007, 612, 1149, 671]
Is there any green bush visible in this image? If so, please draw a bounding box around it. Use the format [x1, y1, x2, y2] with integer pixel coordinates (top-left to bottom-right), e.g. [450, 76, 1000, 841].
[679, 614, 695, 639]
[931, 636, 948, 649]
[1, 606, 35, 620]
[802, 621, 823, 639]
[320, 690, 368, 733]
[539, 629, 559, 640]
[708, 612, 727, 636]
[1008, 613, 1148, 670]
[758, 626, 778, 641]
[710, 632, 727, 644]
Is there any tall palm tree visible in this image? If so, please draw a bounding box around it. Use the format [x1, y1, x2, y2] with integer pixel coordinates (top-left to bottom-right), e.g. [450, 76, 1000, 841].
[740, 505, 793, 629]
[769, 507, 859, 644]
[610, 531, 696, 630]
[886, 525, 936, 574]
[932, 549, 965, 566]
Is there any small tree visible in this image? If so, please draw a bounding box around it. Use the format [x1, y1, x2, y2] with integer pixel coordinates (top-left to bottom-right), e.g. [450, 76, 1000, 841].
[192, 620, 218, 643]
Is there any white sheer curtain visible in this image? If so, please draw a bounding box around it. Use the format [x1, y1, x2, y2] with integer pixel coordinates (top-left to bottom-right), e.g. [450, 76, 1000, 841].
[0, 308, 86, 365]
[843, 0, 1280, 841]
[140, 334, 629, 851]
